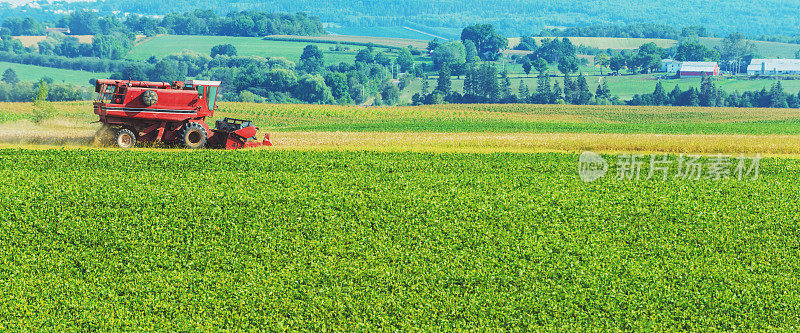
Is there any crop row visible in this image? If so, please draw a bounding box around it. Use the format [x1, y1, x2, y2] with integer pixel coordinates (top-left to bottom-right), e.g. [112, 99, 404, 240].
[3, 101, 800, 135]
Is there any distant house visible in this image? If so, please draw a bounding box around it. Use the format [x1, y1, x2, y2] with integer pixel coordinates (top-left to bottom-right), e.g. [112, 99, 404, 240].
[45, 27, 70, 34]
[661, 59, 681, 73]
[747, 59, 800, 75]
[679, 62, 719, 77]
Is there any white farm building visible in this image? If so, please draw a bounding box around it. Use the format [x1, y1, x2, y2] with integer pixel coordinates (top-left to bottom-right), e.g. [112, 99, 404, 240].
[661, 60, 719, 77]
[747, 59, 800, 75]
[661, 59, 681, 73]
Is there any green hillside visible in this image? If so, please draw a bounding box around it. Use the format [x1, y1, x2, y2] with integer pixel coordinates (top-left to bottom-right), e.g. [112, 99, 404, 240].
[0, 62, 107, 85]
[510, 37, 677, 50]
[699, 38, 800, 59]
[505, 36, 800, 59]
[62, 0, 800, 37]
[127, 35, 392, 64]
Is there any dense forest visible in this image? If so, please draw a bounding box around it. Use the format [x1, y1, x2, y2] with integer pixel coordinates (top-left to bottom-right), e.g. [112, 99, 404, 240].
[0, 10, 323, 37]
[2, 0, 799, 38]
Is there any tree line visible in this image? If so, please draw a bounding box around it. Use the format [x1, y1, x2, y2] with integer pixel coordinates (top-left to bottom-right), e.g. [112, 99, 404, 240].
[628, 76, 800, 108]
[0, 70, 91, 102]
[108, 44, 404, 105]
[2, 10, 324, 38]
[4, 0, 800, 39]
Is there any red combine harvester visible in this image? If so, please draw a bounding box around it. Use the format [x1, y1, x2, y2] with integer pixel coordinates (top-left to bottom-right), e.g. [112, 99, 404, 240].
[93, 79, 272, 149]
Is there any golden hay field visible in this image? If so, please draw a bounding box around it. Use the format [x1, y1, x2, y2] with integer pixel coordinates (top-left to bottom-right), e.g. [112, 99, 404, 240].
[2, 101, 800, 155]
[12, 35, 95, 47]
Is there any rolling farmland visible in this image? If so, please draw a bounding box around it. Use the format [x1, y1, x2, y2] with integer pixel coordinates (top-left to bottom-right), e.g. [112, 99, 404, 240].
[0, 62, 108, 85]
[4, 101, 800, 154]
[508, 36, 677, 50]
[265, 34, 428, 49]
[1, 148, 799, 330]
[126, 35, 393, 63]
[2, 101, 800, 329]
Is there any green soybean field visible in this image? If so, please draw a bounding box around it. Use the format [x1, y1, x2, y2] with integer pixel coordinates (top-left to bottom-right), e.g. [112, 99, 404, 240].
[2, 149, 799, 330]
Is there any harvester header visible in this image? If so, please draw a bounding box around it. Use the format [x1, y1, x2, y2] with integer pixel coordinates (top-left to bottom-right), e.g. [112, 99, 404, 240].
[93, 79, 272, 149]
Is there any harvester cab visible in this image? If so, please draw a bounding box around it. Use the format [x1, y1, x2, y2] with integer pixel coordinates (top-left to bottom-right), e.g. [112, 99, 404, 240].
[93, 79, 273, 149]
[185, 80, 219, 113]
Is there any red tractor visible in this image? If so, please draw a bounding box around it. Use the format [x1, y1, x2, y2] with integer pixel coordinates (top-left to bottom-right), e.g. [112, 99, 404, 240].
[93, 79, 272, 149]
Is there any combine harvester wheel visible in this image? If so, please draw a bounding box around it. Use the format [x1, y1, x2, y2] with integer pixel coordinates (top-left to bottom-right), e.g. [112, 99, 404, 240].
[115, 128, 136, 149]
[180, 123, 208, 149]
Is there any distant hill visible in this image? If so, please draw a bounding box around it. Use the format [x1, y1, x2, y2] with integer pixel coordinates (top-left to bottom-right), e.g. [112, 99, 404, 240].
[33, 0, 800, 37]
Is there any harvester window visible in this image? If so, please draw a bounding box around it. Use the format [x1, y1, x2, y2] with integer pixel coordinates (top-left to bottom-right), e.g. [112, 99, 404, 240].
[197, 86, 206, 99]
[207, 86, 218, 111]
[99, 85, 116, 102]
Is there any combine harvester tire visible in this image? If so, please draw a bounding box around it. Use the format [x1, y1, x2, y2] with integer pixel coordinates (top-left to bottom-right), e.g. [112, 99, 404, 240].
[115, 128, 136, 149]
[179, 123, 208, 149]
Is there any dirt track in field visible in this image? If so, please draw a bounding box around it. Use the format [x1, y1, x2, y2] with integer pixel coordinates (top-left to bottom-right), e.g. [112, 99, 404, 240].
[0, 119, 95, 146]
[271, 132, 800, 155]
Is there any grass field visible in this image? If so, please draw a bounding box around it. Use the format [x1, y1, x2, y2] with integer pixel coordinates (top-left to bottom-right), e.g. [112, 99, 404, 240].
[267, 34, 428, 49]
[506, 36, 800, 59]
[126, 35, 393, 64]
[327, 25, 462, 40]
[509, 37, 677, 50]
[700, 37, 800, 59]
[0, 61, 106, 85]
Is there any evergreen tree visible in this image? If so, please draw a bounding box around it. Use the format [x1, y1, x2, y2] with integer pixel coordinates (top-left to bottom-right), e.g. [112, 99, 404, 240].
[595, 80, 611, 99]
[769, 81, 788, 108]
[668, 84, 682, 105]
[757, 88, 771, 107]
[436, 63, 452, 94]
[563, 74, 575, 104]
[652, 81, 667, 105]
[411, 93, 423, 106]
[479, 64, 500, 102]
[699, 75, 719, 107]
[463, 66, 476, 96]
[500, 70, 512, 101]
[787, 93, 800, 108]
[552, 81, 563, 104]
[422, 79, 430, 97]
[686, 88, 700, 106]
[535, 73, 551, 104]
[726, 91, 741, 107]
[575, 73, 592, 104]
[518, 80, 530, 102]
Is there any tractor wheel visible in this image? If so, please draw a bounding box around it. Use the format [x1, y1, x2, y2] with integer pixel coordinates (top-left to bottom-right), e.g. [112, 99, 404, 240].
[179, 122, 207, 149]
[93, 125, 115, 146]
[142, 90, 158, 106]
[115, 128, 136, 149]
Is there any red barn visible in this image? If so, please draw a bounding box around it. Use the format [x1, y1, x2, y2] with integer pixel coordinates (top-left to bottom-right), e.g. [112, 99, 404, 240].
[679, 62, 719, 77]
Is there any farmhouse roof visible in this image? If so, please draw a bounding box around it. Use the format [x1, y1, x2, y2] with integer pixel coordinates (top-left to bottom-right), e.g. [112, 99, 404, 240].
[680, 62, 717, 72]
[747, 59, 800, 72]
